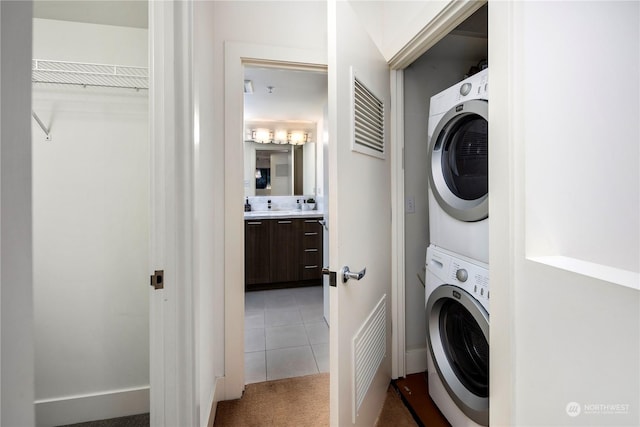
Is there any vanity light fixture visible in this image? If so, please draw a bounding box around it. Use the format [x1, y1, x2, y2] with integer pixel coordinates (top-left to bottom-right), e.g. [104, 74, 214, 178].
[288, 130, 309, 145]
[247, 127, 312, 145]
[274, 129, 289, 144]
[251, 128, 273, 144]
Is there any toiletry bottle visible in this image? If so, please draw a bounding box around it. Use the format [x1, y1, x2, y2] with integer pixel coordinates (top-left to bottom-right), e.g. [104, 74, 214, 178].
[244, 197, 251, 212]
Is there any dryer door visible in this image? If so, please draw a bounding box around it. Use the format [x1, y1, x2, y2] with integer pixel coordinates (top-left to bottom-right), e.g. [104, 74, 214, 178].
[428, 99, 488, 222]
[427, 284, 489, 426]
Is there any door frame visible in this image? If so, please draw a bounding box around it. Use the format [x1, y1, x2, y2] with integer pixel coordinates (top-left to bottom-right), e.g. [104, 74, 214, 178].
[223, 42, 328, 398]
[388, 0, 487, 379]
[149, 1, 196, 425]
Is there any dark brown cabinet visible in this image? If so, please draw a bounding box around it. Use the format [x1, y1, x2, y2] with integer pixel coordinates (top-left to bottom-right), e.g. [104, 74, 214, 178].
[244, 220, 271, 286]
[269, 219, 302, 283]
[245, 216, 323, 290]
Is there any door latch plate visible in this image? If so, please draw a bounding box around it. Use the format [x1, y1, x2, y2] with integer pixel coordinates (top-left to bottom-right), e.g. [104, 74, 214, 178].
[322, 268, 337, 287]
[150, 270, 164, 290]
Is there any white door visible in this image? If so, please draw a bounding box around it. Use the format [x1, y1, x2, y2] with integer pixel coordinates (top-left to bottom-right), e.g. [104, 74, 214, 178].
[328, 1, 392, 425]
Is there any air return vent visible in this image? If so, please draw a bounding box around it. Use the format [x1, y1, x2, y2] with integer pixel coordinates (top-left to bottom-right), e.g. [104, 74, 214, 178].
[352, 294, 387, 422]
[352, 74, 385, 159]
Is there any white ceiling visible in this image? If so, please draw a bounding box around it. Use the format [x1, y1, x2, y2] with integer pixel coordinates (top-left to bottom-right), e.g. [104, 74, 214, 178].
[244, 66, 328, 125]
[33, 0, 148, 29]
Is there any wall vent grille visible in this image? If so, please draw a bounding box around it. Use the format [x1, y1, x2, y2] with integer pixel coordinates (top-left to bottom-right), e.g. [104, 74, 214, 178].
[353, 76, 385, 157]
[352, 294, 386, 422]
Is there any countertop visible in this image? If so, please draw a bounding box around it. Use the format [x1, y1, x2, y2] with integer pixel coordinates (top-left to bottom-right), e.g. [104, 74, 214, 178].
[244, 210, 324, 220]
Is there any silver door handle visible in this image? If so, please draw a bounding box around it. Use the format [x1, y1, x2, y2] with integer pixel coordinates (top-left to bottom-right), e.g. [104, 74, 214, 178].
[342, 266, 366, 283]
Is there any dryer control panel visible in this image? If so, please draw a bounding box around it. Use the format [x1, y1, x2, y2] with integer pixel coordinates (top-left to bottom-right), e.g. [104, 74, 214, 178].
[426, 244, 489, 311]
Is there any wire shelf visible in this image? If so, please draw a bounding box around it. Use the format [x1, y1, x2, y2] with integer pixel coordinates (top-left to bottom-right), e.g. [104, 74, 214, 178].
[32, 59, 148, 90]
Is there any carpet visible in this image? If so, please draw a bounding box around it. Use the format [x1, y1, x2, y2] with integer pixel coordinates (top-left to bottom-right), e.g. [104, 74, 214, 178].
[214, 373, 417, 427]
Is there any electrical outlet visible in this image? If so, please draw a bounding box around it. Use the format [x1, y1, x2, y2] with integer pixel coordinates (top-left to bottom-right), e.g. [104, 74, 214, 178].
[406, 195, 415, 214]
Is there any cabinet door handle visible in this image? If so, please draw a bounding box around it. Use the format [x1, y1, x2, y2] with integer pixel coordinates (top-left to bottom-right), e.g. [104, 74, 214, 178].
[304, 219, 320, 223]
[304, 232, 318, 236]
[304, 265, 319, 269]
[304, 248, 318, 252]
[247, 221, 262, 225]
[278, 220, 292, 224]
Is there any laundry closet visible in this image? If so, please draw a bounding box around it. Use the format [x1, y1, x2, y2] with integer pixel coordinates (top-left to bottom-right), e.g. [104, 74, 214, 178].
[403, 3, 487, 365]
[402, 4, 488, 426]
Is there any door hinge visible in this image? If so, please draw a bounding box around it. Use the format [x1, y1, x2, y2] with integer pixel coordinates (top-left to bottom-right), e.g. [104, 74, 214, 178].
[150, 270, 164, 290]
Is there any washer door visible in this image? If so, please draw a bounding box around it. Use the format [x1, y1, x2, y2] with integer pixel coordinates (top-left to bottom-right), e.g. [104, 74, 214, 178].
[427, 284, 489, 426]
[428, 99, 488, 222]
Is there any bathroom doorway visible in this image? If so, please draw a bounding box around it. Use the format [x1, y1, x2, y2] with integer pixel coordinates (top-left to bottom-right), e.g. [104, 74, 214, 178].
[242, 64, 329, 384]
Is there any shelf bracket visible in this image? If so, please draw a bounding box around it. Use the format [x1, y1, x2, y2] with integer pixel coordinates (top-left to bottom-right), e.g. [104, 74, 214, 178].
[32, 110, 51, 141]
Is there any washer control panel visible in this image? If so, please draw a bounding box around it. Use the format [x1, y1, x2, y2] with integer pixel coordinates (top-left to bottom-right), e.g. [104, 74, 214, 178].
[426, 244, 489, 310]
[453, 68, 488, 104]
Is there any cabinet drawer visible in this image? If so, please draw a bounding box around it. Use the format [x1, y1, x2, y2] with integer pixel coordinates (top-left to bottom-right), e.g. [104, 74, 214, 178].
[302, 263, 321, 280]
[302, 219, 322, 248]
[303, 249, 321, 265]
[303, 218, 322, 233]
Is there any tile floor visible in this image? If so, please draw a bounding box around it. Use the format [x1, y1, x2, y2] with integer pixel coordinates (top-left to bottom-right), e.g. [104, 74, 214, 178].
[244, 285, 329, 384]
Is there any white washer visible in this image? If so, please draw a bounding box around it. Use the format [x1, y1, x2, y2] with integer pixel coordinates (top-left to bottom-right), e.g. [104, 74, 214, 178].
[425, 244, 489, 427]
[428, 68, 489, 263]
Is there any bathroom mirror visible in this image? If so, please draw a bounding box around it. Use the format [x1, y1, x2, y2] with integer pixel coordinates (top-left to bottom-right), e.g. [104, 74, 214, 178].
[243, 65, 327, 197]
[244, 140, 316, 197]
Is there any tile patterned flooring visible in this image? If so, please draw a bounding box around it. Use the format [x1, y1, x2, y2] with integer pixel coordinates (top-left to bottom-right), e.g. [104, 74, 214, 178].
[244, 286, 329, 384]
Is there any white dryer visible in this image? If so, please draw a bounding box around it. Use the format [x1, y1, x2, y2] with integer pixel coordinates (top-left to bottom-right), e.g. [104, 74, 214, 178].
[425, 244, 489, 427]
[428, 68, 489, 263]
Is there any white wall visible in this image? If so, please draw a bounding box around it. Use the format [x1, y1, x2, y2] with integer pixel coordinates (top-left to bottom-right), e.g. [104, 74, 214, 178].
[490, 1, 639, 425]
[523, 2, 639, 275]
[32, 19, 149, 426]
[402, 33, 487, 373]
[303, 141, 317, 196]
[1, 2, 35, 425]
[348, 0, 459, 61]
[193, 3, 224, 423]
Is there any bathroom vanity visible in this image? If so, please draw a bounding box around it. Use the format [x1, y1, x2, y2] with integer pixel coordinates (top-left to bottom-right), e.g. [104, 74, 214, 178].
[244, 211, 323, 290]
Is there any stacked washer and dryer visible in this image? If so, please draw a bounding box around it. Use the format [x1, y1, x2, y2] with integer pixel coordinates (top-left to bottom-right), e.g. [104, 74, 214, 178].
[425, 68, 490, 427]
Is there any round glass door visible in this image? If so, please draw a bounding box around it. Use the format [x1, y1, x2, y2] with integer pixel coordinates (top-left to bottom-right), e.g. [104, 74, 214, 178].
[440, 299, 489, 398]
[429, 99, 488, 222]
[427, 284, 489, 426]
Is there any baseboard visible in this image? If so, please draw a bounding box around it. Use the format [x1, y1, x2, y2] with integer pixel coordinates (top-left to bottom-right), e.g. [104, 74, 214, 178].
[405, 347, 428, 375]
[207, 376, 226, 427]
[35, 386, 149, 427]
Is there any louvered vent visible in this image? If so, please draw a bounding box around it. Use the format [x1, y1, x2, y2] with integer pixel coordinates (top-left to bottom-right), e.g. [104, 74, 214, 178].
[352, 294, 386, 422]
[353, 77, 385, 157]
